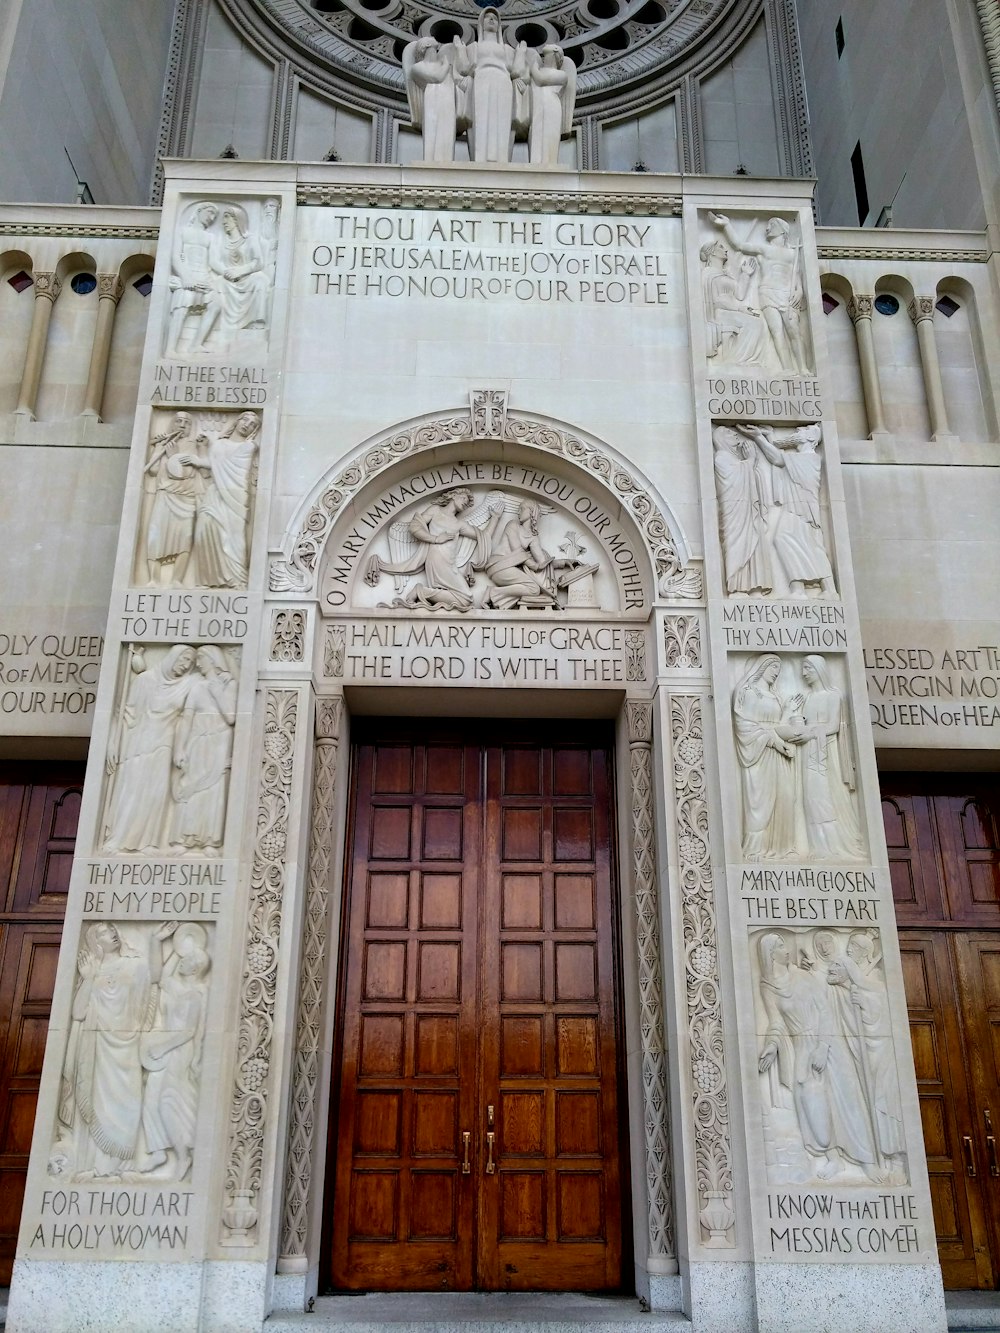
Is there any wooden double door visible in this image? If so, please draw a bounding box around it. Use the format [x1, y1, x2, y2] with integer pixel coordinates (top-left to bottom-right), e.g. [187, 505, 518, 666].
[886, 779, 1000, 1288]
[328, 723, 627, 1292]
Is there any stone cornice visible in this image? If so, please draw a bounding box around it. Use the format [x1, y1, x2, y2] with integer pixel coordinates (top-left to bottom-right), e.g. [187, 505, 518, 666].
[817, 227, 989, 264]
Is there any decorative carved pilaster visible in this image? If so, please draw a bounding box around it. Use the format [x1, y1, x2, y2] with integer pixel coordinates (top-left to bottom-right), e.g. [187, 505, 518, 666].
[669, 695, 735, 1248]
[271, 609, 306, 663]
[278, 695, 344, 1270]
[221, 689, 298, 1245]
[324, 624, 346, 678]
[625, 630, 647, 682]
[663, 615, 702, 670]
[977, 0, 1000, 119]
[625, 698, 675, 1262]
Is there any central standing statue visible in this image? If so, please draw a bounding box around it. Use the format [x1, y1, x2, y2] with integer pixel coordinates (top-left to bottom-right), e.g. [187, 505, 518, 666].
[454, 8, 527, 163]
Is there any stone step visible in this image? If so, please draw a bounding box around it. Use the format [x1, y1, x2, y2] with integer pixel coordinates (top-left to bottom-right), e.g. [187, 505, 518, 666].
[265, 1293, 691, 1333]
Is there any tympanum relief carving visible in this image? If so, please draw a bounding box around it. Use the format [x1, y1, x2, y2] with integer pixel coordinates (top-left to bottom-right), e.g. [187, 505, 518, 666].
[137, 409, 260, 589]
[167, 198, 279, 357]
[752, 926, 907, 1187]
[733, 654, 864, 862]
[403, 10, 575, 165]
[362, 486, 606, 612]
[701, 213, 812, 373]
[102, 645, 239, 856]
[50, 921, 213, 1184]
[713, 423, 834, 600]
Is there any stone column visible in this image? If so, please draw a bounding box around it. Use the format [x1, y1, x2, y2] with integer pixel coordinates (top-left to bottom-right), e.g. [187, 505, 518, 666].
[624, 697, 676, 1279]
[908, 295, 953, 440]
[14, 271, 60, 419]
[847, 294, 888, 437]
[81, 274, 125, 419]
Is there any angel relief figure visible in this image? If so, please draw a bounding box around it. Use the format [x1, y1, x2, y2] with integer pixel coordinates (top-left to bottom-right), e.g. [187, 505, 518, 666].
[363, 488, 597, 612]
[403, 37, 467, 164]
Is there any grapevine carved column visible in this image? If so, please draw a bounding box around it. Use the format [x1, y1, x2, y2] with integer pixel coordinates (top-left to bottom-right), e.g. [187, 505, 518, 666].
[278, 695, 343, 1272]
[625, 697, 676, 1267]
[847, 293, 888, 437]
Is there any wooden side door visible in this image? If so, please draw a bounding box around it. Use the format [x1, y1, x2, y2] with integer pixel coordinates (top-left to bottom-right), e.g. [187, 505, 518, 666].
[478, 739, 624, 1291]
[0, 766, 82, 1284]
[330, 738, 481, 1290]
[953, 933, 1000, 1277]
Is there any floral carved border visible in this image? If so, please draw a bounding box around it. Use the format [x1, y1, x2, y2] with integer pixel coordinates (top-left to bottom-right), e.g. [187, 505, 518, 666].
[625, 698, 675, 1262]
[669, 694, 735, 1248]
[269, 401, 701, 602]
[221, 689, 298, 1245]
[278, 695, 343, 1268]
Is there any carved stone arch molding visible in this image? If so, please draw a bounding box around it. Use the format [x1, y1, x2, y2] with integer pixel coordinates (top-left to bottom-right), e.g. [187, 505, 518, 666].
[269, 391, 703, 604]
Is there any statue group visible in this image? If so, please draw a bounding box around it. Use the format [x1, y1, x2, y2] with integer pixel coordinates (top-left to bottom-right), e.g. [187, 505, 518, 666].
[756, 927, 907, 1186]
[140, 409, 260, 589]
[403, 9, 576, 166]
[701, 213, 811, 373]
[733, 653, 864, 862]
[714, 422, 835, 600]
[364, 486, 601, 611]
[51, 921, 212, 1184]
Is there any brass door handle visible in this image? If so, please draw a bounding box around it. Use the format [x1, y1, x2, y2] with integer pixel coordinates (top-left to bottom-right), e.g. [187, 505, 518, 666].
[485, 1130, 495, 1175]
[985, 1109, 999, 1177]
[462, 1131, 471, 1175]
[963, 1135, 977, 1177]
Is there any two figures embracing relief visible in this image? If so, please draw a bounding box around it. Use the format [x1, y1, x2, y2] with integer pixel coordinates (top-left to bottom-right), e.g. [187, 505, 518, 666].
[50, 922, 212, 1184]
[756, 927, 907, 1187]
[403, 8, 575, 165]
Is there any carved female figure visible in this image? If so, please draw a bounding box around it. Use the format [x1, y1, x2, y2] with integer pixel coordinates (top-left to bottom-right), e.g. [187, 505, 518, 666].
[68, 923, 171, 1177]
[454, 8, 527, 163]
[403, 37, 461, 162]
[188, 410, 260, 588]
[527, 45, 575, 166]
[211, 205, 270, 341]
[700, 239, 769, 368]
[172, 648, 238, 852]
[140, 924, 211, 1179]
[144, 412, 198, 585]
[799, 655, 864, 859]
[484, 499, 557, 608]
[104, 646, 197, 854]
[713, 425, 772, 597]
[757, 932, 876, 1180]
[167, 202, 222, 354]
[732, 655, 803, 860]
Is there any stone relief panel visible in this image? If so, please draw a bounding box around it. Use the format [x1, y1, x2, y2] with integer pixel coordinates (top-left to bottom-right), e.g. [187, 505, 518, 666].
[403, 14, 576, 166]
[270, 610, 305, 663]
[166, 198, 279, 357]
[700, 212, 812, 374]
[361, 485, 609, 612]
[732, 654, 865, 863]
[136, 409, 261, 589]
[50, 921, 213, 1184]
[751, 926, 908, 1188]
[102, 645, 240, 856]
[713, 423, 835, 600]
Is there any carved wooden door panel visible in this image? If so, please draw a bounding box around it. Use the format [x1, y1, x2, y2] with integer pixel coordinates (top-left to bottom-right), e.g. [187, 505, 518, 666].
[329, 727, 625, 1293]
[0, 766, 82, 1284]
[953, 934, 1000, 1277]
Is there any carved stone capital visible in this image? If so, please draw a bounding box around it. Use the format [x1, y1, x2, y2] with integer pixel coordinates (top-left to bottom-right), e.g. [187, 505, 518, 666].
[315, 695, 343, 742]
[98, 274, 126, 303]
[908, 295, 935, 324]
[625, 698, 653, 746]
[847, 293, 874, 323]
[33, 271, 61, 302]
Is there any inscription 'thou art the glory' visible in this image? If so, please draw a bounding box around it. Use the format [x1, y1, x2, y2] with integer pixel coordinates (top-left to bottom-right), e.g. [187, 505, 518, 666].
[308, 213, 670, 305]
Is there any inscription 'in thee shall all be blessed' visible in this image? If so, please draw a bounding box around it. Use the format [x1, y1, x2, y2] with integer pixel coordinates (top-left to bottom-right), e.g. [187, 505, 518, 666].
[309, 213, 670, 306]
